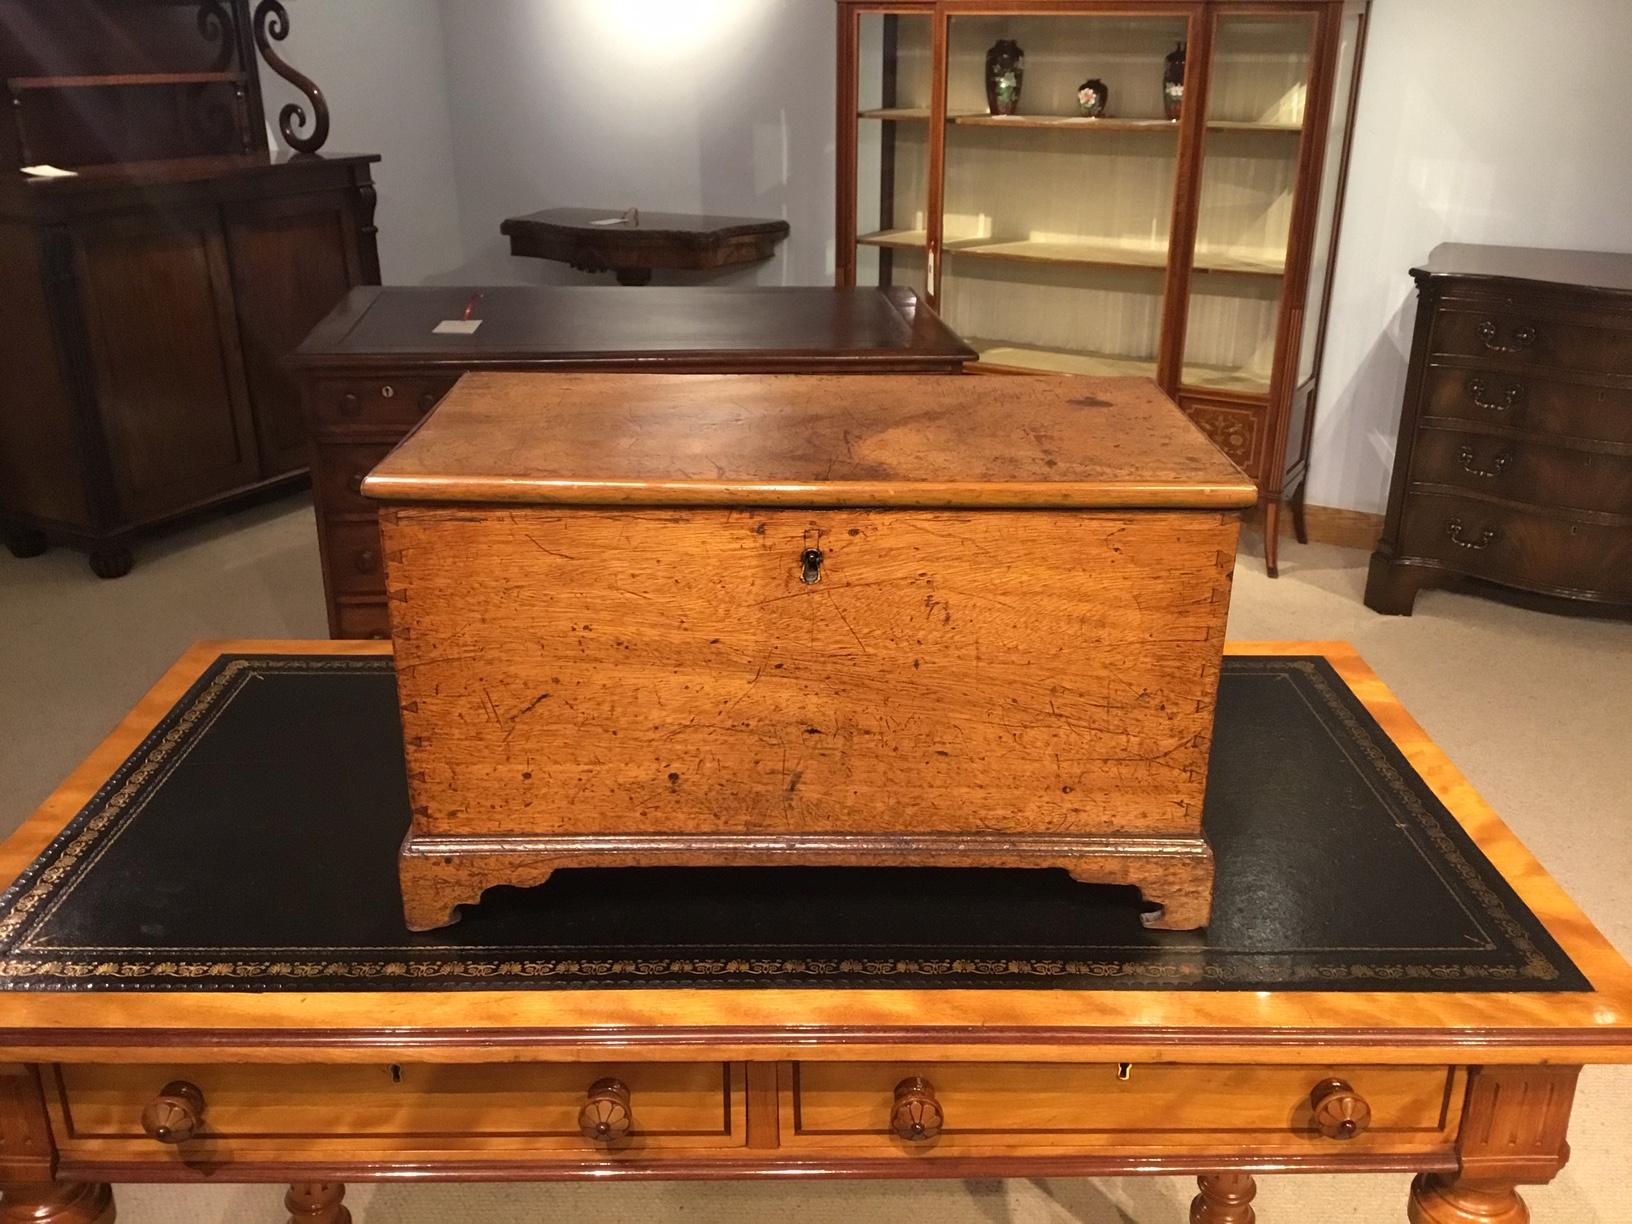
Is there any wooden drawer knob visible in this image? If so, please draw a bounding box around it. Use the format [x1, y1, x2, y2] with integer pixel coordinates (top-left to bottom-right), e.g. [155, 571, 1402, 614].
[354, 548, 379, 574]
[891, 1075, 943, 1142]
[339, 392, 360, 416]
[418, 390, 439, 414]
[1310, 1077, 1371, 1140]
[141, 1080, 206, 1144]
[348, 471, 366, 494]
[578, 1077, 632, 1142]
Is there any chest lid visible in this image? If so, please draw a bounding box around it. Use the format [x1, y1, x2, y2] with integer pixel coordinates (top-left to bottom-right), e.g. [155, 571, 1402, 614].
[362, 371, 1256, 510]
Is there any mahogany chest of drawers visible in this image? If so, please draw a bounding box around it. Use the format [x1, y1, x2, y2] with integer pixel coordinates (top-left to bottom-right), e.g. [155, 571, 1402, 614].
[287, 286, 974, 639]
[364, 372, 1256, 932]
[1366, 244, 1632, 614]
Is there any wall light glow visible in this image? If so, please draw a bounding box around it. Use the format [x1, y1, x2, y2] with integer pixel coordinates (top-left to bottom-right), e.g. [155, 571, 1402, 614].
[580, 0, 764, 58]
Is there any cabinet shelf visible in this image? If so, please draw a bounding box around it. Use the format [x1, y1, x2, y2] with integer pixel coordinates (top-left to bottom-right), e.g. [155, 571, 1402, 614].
[1206, 120, 1303, 134]
[953, 114, 1179, 133]
[968, 339, 1159, 379]
[6, 71, 245, 91]
[857, 228, 928, 250]
[858, 107, 985, 122]
[947, 237, 1168, 273]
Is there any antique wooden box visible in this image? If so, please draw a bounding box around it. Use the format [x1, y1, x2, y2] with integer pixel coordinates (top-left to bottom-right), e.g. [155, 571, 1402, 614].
[364, 372, 1256, 931]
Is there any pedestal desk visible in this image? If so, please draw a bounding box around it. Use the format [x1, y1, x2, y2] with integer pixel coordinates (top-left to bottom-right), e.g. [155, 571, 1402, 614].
[0, 641, 1627, 1223]
[286, 286, 974, 638]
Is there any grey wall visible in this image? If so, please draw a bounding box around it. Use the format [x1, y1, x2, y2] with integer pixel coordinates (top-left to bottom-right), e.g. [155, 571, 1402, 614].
[261, 0, 464, 284]
[435, 0, 834, 287]
[1307, 0, 1632, 512]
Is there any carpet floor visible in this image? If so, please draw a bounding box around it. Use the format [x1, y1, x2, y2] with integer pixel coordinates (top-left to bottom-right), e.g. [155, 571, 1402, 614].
[2, 494, 1628, 1223]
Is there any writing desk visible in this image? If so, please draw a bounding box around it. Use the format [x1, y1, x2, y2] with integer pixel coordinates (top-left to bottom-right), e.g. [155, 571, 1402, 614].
[286, 286, 974, 638]
[0, 641, 1627, 1223]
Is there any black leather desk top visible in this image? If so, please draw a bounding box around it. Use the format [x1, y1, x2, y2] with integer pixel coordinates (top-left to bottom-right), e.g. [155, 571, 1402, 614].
[0, 655, 1585, 994]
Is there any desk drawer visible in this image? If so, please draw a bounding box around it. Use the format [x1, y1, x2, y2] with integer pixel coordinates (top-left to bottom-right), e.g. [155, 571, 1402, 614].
[315, 441, 397, 517]
[308, 376, 456, 434]
[52, 1062, 744, 1159]
[320, 518, 386, 597]
[782, 1062, 1461, 1155]
[1431, 307, 1632, 375]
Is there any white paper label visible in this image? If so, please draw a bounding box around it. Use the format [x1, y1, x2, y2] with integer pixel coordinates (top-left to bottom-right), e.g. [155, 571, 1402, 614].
[433, 319, 483, 335]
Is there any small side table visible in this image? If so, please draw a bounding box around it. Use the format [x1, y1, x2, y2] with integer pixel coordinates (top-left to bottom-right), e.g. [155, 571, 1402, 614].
[501, 207, 790, 285]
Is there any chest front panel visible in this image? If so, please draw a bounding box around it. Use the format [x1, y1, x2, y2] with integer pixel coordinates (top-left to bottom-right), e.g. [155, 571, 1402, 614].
[384, 505, 1236, 841]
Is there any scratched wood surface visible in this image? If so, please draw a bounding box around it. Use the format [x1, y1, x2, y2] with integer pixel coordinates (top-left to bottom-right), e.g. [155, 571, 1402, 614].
[384, 507, 1235, 841]
[361, 371, 1258, 509]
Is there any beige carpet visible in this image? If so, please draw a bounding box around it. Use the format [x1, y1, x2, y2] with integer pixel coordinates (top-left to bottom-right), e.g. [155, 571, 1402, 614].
[1, 494, 1628, 1223]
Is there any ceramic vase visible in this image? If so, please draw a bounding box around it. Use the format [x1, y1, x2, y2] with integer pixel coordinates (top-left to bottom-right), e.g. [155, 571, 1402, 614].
[1076, 78, 1109, 118]
[985, 40, 1024, 116]
[1163, 42, 1186, 120]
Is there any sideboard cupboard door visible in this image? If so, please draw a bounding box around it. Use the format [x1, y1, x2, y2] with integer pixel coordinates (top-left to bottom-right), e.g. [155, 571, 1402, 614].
[224, 194, 362, 479]
[71, 209, 258, 524]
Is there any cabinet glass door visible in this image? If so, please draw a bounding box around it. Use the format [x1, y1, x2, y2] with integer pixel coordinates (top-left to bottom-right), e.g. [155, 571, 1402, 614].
[853, 11, 934, 298]
[936, 13, 1190, 376]
[1181, 12, 1318, 394]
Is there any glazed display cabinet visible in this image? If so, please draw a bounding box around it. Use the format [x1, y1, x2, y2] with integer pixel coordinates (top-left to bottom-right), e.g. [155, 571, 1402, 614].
[835, 0, 1369, 574]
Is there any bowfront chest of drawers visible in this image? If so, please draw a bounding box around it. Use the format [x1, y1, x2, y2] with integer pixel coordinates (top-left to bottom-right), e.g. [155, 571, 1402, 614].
[288, 286, 974, 639]
[1366, 244, 1632, 614]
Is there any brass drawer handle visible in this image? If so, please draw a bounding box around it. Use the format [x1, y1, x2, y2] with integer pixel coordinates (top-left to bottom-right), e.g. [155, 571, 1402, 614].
[1478, 319, 1537, 354]
[1310, 1078, 1371, 1140]
[578, 1077, 632, 1142]
[891, 1076, 943, 1142]
[141, 1080, 206, 1144]
[1456, 446, 1509, 479]
[1466, 377, 1524, 413]
[1446, 517, 1499, 550]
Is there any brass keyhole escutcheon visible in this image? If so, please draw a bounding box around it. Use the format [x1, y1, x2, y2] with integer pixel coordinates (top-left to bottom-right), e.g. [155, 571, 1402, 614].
[801, 548, 824, 584]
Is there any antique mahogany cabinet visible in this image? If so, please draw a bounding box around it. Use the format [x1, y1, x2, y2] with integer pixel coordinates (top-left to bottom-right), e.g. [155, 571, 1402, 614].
[287, 286, 975, 639]
[364, 371, 1256, 933]
[835, 0, 1370, 574]
[1366, 244, 1632, 615]
[0, 0, 379, 577]
[0, 640, 1629, 1224]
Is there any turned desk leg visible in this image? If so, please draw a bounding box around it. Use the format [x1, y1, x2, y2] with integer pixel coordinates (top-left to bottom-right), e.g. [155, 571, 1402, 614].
[1191, 1172, 1255, 1223]
[1409, 1174, 1527, 1224]
[0, 1181, 114, 1223]
[1408, 1066, 1580, 1224]
[285, 1182, 349, 1224]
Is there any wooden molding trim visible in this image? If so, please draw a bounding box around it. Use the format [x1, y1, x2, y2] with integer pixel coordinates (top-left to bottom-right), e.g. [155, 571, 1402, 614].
[1247, 503, 1384, 553]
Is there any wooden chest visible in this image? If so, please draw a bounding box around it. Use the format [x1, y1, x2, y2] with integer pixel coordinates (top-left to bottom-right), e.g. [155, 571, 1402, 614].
[365, 372, 1256, 931]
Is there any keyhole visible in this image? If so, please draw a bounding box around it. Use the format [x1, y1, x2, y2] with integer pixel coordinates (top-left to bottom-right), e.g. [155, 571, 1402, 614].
[801, 548, 824, 584]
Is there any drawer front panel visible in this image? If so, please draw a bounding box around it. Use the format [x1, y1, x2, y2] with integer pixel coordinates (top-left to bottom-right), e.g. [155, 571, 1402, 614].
[321, 519, 387, 596]
[315, 442, 397, 518]
[333, 600, 393, 640]
[1399, 493, 1632, 599]
[308, 376, 456, 434]
[1411, 428, 1632, 516]
[54, 1062, 743, 1158]
[1431, 308, 1632, 375]
[783, 1062, 1460, 1154]
[1420, 366, 1632, 444]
